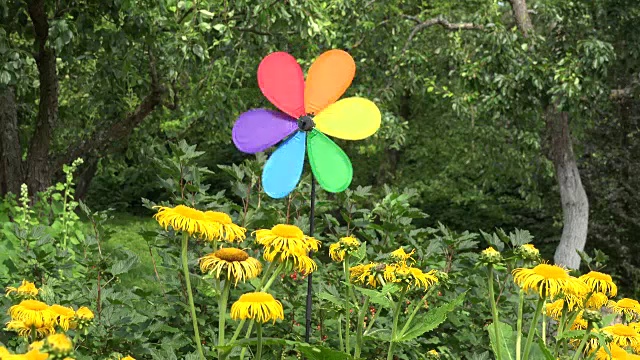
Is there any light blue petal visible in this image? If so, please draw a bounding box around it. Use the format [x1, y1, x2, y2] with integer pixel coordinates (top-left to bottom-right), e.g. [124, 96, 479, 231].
[262, 131, 306, 199]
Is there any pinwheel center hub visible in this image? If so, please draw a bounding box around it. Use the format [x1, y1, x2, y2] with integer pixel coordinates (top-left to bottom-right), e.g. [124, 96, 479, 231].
[297, 115, 315, 132]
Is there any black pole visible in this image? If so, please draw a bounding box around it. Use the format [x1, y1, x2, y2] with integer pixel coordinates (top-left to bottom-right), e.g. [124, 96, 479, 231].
[305, 174, 316, 343]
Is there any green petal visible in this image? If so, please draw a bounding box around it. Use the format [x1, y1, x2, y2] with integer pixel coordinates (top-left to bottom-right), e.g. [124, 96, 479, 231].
[307, 129, 353, 193]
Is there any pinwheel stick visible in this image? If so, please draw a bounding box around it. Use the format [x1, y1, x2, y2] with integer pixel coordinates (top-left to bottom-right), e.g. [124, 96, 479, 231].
[305, 174, 316, 343]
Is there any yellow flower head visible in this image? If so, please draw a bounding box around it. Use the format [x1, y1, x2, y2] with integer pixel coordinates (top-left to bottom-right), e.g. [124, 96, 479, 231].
[586, 292, 610, 310]
[22, 348, 49, 360]
[388, 264, 438, 291]
[609, 298, 640, 318]
[0, 347, 10, 357]
[594, 343, 629, 360]
[254, 224, 320, 255]
[6, 280, 39, 298]
[75, 306, 94, 321]
[512, 263, 574, 298]
[516, 244, 540, 261]
[154, 205, 213, 237]
[203, 211, 247, 242]
[9, 300, 54, 328]
[50, 304, 76, 331]
[545, 299, 565, 320]
[199, 247, 262, 285]
[230, 292, 284, 324]
[120, 357, 136, 360]
[563, 277, 590, 310]
[570, 311, 588, 330]
[263, 246, 317, 274]
[5, 319, 54, 338]
[350, 263, 386, 288]
[580, 271, 618, 297]
[29, 341, 44, 350]
[390, 247, 416, 265]
[602, 323, 640, 348]
[426, 349, 440, 360]
[329, 236, 361, 262]
[45, 333, 73, 355]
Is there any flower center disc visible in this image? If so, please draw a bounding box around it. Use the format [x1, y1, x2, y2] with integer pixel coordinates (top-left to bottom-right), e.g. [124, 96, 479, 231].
[297, 115, 315, 132]
[238, 292, 274, 303]
[215, 248, 249, 262]
[174, 205, 206, 220]
[533, 264, 569, 279]
[21, 300, 48, 311]
[205, 211, 232, 224]
[271, 224, 304, 239]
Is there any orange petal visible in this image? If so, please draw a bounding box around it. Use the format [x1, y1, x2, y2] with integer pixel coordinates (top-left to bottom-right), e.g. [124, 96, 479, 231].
[304, 50, 355, 115]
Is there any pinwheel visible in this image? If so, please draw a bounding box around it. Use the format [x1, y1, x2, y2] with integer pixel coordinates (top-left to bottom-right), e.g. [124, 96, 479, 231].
[232, 49, 381, 199]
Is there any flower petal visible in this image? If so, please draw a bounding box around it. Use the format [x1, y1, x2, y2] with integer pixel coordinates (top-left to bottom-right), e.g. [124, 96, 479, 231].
[307, 129, 352, 193]
[258, 52, 305, 118]
[304, 50, 355, 115]
[262, 131, 306, 199]
[314, 97, 381, 140]
[232, 109, 298, 154]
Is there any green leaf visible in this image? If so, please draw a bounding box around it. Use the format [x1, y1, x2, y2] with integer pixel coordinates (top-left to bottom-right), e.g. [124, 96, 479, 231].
[396, 292, 466, 342]
[198, 9, 215, 17]
[535, 339, 555, 360]
[111, 256, 139, 275]
[487, 321, 515, 360]
[317, 291, 346, 308]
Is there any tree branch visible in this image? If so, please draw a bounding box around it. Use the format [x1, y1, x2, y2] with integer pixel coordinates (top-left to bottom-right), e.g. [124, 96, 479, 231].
[399, 15, 483, 55]
[507, 0, 534, 37]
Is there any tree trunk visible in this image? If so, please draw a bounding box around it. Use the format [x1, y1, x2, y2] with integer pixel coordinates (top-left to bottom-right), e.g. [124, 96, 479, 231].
[75, 156, 99, 200]
[546, 107, 589, 269]
[507, 0, 534, 36]
[26, 0, 58, 194]
[0, 86, 24, 196]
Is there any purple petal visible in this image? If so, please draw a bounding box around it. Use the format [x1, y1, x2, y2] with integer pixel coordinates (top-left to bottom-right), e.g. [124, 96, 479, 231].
[232, 109, 298, 154]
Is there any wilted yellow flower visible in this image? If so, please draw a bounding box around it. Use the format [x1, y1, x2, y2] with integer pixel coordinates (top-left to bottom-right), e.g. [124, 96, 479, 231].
[388, 264, 438, 291]
[545, 299, 565, 320]
[9, 300, 54, 328]
[200, 247, 262, 285]
[609, 298, 640, 318]
[154, 205, 216, 238]
[263, 246, 317, 274]
[594, 343, 629, 360]
[202, 211, 247, 242]
[563, 277, 590, 310]
[586, 292, 610, 310]
[570, 311, 588, 330]
[350, 263, 386, 288]
[254, 224, 320, 255]
[329, 236, 361, 262]
[230, 292, 284, 324]
[50, 304, 76, 331]
[602, 323, 640, 348]
[6, 280, 39, 298]
[390, 247, 416, 265]
[580, 271, 618, 297]
[512, 264, 575, 298]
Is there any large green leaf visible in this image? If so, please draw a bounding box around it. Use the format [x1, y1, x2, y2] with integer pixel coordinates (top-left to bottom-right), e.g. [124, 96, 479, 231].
[487, 322, 516, 360]
[396, 292, 466, 342]
[217, 338, 352, 359]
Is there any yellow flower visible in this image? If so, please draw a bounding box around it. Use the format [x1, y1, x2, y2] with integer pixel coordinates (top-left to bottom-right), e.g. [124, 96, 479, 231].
[263, 247, 317, 274]
[580, 271, 618, 297]
[587, 292, 610, 310]
[594, 343, 630, 360]
[154, 205, 216, 239]
[6, 280, 39, 298]
[120, 357, 136, 360]
[390, 247, 416, 264]
[388, 264, 438, 291]
[5, 319, 54, 338]
[203, 211, 247, 242]
[517, 244, 540, 261]
[545, 299, 565, 320]
[9, 300, 54, 328]
[350, 263, 386, 288]
[50, 304, 76, 330]
[29, 341, 44, 350]
[329, 236, 361, 262]
[254, 224, 320, 255]
[75, 307, 94, 321]
[0, 347, 10, 357]
[628, 354, 640, 360]
[602, 323, 640, 348]
[609, 298, 640, 318]
[230, 292, 284, 323]
[45, 333, 73, 354]
[512, 264, 574, 298]
[21, 348, 49, 360]
[199, 247, 262, 286]
[563, 277, 590, 310]
[570, 311, 588, 330]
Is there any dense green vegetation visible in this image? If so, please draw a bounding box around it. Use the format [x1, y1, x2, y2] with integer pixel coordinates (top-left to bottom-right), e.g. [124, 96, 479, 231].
[2, 0, 640, 358]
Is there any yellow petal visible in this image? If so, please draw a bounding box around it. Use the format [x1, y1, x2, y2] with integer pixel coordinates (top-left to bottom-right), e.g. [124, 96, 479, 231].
[313, 97, 381, 140]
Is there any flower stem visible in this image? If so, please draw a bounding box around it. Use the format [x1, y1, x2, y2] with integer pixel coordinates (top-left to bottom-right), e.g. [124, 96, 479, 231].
[401, 287, 435, 335]
[523, 297, 545, 360]
[386, 288, 406, 360]
[570, 324, 593, 360]
[354, 295, 370, 358]
[488, 266, 503, 360]
[263, 263, 285, 291]
[344, 257, 352, 356]
[217, 279, 232, 354]
[181, 233, 205, 360]
[542, 301, 547, 345]
[338, 314, 345, 352]
[516, 290, 524, 360]
[256, 322, 263, 360]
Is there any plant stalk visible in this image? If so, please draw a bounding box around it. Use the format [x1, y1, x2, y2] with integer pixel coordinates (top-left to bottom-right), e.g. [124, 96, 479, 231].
[256, 322, 263, 360]
[354, 295, 370, 358]
[488, 266, 503, 360]
[386, 288, 406, 360]
[344, 257, 352, 355]
[570, 324, 593, 360]
[181, 233, 205, 360]
[218, 279, 232, 354]
[516, 290, 524, 360]
[523, 297, 545, 360]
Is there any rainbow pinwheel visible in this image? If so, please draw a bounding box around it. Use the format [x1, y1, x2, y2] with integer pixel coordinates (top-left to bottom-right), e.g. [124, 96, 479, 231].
[232, 50, 381, 199]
